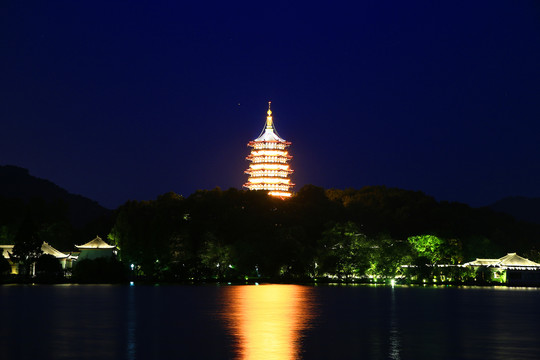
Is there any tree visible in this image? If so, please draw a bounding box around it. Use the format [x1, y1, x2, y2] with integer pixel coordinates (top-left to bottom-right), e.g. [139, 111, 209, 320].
[368, 236, 413, 278]
[272, 225, 311, 278]
[319, 222, 372, 278]
[108, 193, 190, 280]
[73, 258, 127, 283]
[0, 256, 11, 275]
[0, 197, 26, 244]
[408, 255, 433, 281]
[408, 234, 463, 266]
[12, 216, 42, 276]
[440, 238, 463, 265]
[38, 221, 73, 253]
[408, 235, 445, 264]
[35, 254, 63, 281]
[199, 231, 232, 279]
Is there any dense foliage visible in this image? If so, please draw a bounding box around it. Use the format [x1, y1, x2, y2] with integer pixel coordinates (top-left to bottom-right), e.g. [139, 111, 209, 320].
[105, 185, 540, 282]
[35, 254, 63, 282]
[72, 258, 127, 283]
[0, 195, 112, 253]
[1, 183, 539, 282]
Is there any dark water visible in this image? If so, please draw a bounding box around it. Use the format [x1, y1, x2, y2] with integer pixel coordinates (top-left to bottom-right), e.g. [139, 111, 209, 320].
[1, 284, 539, 360]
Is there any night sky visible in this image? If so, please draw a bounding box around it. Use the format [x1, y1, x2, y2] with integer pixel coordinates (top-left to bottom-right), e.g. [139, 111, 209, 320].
[2, 1, 539, 209]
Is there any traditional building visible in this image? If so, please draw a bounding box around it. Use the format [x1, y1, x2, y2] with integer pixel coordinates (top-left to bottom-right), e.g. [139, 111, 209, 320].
[42, 242, 76, 270]
[244, 102, 294, 197]
[75, 236, 116, 261]
[0, 245, 18, 274]
[0, 242, 76, 275]
[464, 253, 540, 285]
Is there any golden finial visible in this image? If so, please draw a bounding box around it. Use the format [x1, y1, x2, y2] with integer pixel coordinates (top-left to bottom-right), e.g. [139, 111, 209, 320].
[266, 101, 273, 128]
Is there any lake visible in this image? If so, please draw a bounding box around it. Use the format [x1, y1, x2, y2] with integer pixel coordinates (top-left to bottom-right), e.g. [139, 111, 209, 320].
[1, 283, 539, 359]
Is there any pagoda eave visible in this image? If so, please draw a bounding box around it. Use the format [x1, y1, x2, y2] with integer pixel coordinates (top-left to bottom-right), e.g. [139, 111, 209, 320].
[248, 140, 291, 146]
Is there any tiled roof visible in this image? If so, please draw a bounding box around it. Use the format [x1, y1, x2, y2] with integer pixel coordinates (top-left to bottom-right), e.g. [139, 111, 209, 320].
[76, 236, 115, 249]
[42, 242, 69, 258]
[498, 253, 540, 267]
[465, 253, 540, 268]
[0, 245, 14, 259]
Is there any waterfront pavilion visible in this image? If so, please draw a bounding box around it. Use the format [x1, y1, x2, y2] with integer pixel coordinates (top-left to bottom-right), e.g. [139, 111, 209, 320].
[464, 253, 540, 285]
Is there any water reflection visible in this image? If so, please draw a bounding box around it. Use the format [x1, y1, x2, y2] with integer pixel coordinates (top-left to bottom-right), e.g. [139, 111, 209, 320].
[126, 286, 136, 360]
[388, 287, 401, 360]
[222, 285, 315, 360]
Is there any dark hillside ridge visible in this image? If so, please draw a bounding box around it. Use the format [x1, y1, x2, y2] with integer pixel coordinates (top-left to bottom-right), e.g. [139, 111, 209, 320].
[0, 165, 111, 227]
[486, 197, 540, 225]
[327, 186, 540, 253]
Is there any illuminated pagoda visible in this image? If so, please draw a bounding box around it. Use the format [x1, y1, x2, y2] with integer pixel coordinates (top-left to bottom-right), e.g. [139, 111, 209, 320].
[244, 102, 294, 197]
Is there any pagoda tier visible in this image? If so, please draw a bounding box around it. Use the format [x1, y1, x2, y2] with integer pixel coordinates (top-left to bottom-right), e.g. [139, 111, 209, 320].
[244, 102, 294, 198]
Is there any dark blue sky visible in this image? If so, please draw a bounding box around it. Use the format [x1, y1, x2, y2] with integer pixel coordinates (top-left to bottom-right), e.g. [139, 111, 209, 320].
[1, 1, 540, 208]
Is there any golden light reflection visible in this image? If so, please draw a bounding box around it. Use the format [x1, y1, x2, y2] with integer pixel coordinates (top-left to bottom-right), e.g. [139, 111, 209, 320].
[222, 285, 316, 360]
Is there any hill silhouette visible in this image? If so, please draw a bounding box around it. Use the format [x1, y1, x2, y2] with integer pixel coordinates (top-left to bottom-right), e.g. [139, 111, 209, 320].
[486, 197, 540, 225]
[0, 165, 111, 227]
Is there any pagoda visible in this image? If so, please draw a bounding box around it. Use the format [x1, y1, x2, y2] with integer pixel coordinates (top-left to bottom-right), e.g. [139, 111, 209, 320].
[244, 102, 294, 197]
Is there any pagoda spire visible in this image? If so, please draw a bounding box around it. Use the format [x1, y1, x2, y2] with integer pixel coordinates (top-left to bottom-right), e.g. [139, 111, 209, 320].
[266, 101, 273, 129]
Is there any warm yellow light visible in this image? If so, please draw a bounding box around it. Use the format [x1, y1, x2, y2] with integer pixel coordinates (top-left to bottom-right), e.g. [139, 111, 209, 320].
[269, 191, 292, 197]
[249, 164, 290, 171]
[246, 184, 289, 189]
[248, 177, 290, 184]
[244, 104, 293, 198]
[246, 173, 288, 179]
[245, 168, 291, 176]
[244, 183, 293, 192]
[249, 157, 289, 164]
[222, 285, 315, 360]
[253, 143, 286, 150]
[251, 150, 289, 157]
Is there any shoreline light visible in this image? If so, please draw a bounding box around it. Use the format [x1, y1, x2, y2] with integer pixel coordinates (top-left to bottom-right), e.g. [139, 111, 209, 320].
[244, 102, 294, 198]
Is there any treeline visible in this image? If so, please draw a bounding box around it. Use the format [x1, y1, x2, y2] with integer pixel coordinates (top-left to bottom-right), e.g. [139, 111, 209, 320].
[0, 195, 113, 282]
[106, 185, 540, 282]
[0, 195, 112, 251]
[2, 184, 540, 282]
